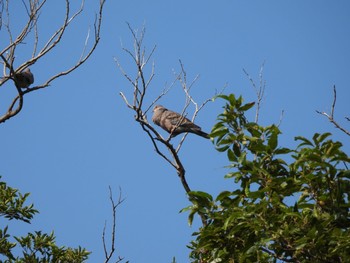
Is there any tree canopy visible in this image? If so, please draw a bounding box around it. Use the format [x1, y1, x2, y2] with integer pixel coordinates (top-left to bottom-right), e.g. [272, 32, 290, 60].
[185, 94, 350, 262]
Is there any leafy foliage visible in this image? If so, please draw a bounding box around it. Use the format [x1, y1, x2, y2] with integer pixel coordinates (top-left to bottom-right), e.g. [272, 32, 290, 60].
[186, 94, 350, 262]
[0, 177, 90, 262]
[0, 177, 38, 223]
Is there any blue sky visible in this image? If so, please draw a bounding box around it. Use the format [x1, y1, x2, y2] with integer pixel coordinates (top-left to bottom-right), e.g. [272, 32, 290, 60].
[1, 1, 350, 262]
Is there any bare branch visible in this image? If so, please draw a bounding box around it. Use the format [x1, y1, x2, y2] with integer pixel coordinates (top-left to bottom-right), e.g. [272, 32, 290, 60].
[1, 0, 46, 58]
[173, 61, 211, 153]
[119, 92, 133, 109]
[243, 62, 266, 123]
[277, 109, 285, 128]
[32, 14, 39, 58]
[117, 25, 219, 227]
[316, 85, 350, 136]
[0, 0, 107, 124]
[102, 186, 126, 263]
[330, 84, 336, 117]
[114, 57, 138, 90]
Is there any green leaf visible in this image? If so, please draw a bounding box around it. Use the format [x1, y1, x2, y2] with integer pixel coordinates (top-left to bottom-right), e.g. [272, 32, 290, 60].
[179, 205, 192, 213]
[210, 127, 229, 138]
[215, 94, 231, 102]
[295, 136, 313, 147]
[228, 94, 237, 105]
[216, 191, 232, 201]
[268, 131, 278, 151]
[239, 102, 255, 111]
[189, 191, 213, 201]
[216, 145, 230, 152]
[188, 210, 195, 226]
[274, 147, 292, 155]
[314, 132, 332, 145]
[227, 149, 236, 162]
[280, 182, 288, 188]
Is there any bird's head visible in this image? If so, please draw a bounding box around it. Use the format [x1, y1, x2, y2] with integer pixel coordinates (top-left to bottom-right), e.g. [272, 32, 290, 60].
[22, 68, 34, 84]
[153, 105, 166, 113]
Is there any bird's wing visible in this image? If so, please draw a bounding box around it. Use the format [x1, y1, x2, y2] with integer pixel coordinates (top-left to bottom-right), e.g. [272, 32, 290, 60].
[163, 111, 201, 134]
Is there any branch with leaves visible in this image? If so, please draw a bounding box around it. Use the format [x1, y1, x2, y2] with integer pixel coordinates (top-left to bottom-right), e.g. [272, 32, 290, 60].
[0, 0, 107, 123]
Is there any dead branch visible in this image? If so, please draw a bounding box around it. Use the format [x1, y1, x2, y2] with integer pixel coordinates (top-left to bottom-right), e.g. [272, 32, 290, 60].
[117, 25, 218, 226]
[102, 186, 126, 263]
[243, 62, 266, 124]
[0, 0, 107, 124]
[316, 85, 350, 136]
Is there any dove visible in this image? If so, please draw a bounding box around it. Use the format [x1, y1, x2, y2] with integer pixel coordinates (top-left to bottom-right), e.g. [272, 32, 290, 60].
[152, 105, 209, 139]
[14, 68, 34, 88]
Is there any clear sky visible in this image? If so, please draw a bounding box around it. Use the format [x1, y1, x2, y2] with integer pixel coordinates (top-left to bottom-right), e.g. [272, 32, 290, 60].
[1, 1, 349, 262]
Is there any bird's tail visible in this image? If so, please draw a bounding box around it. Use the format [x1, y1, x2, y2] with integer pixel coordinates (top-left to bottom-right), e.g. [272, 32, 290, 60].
[193, 130, 210, 139]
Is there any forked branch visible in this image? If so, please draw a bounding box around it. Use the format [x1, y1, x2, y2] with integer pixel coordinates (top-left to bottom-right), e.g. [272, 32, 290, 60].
[102, 186, 126, 263]
[316, 85, 350, 136]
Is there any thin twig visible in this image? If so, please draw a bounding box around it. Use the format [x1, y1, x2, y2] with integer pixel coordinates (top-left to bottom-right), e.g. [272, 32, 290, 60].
[243, 62, 266, 123]
[331, 85, 336, 118]
[102, 186, 125, 263]
[277, 109, 285, 127]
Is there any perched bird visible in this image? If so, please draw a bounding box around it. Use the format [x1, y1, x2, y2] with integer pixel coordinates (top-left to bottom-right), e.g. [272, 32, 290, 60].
[152, 105, 209, 139]
[14, 68, 34, 88]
